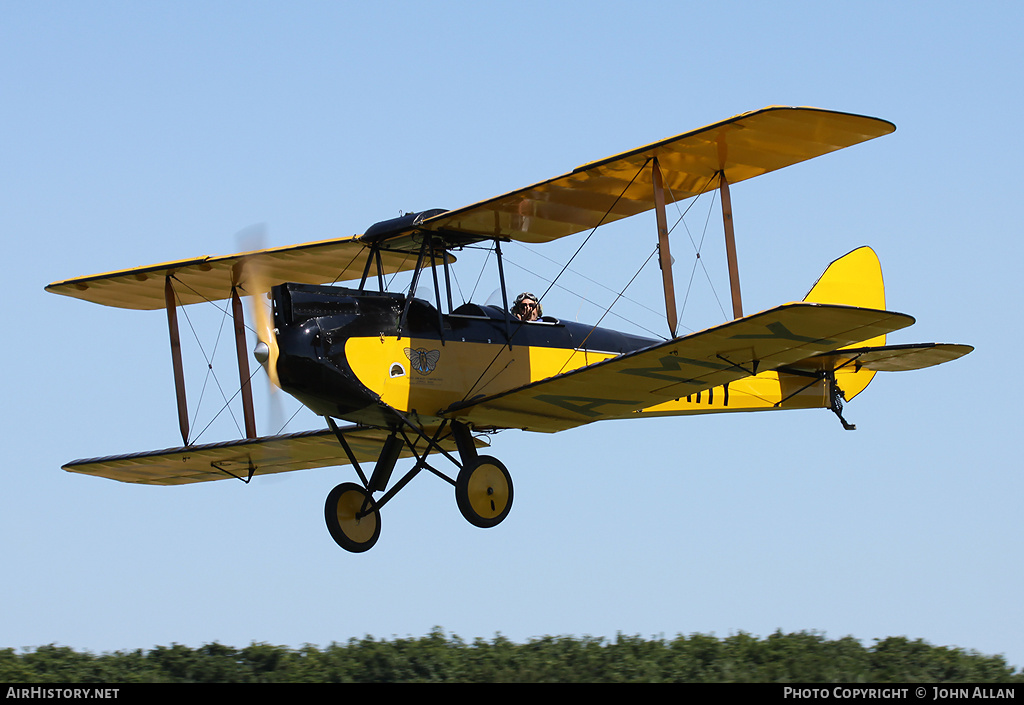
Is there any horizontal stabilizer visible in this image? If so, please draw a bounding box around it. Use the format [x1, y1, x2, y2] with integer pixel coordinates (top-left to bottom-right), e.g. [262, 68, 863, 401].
[790, 342, 973, 373]
[62, 425, 481, 486]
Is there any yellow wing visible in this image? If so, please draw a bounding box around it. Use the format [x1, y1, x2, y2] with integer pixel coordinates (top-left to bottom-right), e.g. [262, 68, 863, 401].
[44, 236, 426, 311]
[444, 302, 914, 433]
[47, 107, 893, 309]
[420, 106, 895, 244]
[62, 425, 483, 486]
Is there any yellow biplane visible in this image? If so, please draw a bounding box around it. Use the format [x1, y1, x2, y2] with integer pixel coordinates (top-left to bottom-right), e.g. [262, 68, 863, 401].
[46, 106, 972, 552]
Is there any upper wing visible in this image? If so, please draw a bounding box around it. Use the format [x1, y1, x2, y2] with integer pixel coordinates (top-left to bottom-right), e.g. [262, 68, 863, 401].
[420, 107, 895, 244]
[443, 302, 913, 433]
[44, 236, 425, 311]
[62, 425, 482, 486]
[47, 107, 893, 308]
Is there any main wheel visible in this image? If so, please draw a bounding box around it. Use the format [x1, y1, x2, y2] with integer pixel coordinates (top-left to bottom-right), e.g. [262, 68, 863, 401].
[325, 482, 380, 552]
[455, 456, 513, 528]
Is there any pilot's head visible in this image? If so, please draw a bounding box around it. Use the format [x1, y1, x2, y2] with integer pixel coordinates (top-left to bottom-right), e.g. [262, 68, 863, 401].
[512, 292, 542, 321]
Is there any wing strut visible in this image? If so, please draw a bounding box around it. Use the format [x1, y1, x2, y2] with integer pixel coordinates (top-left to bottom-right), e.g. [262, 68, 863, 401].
[164, 274, 262, 446]
[652, 163, 743, 334]
[164, 277, 190, 445]
[494, 239, 512, 349]
[230, 284, 258, 439]
[397, 238, 428, 337]
[719, 171, 743, 319]
[652, 158, 678, 338]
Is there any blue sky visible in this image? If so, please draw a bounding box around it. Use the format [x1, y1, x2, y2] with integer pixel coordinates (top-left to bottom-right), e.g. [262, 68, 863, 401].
[3, 1, 1022, 668]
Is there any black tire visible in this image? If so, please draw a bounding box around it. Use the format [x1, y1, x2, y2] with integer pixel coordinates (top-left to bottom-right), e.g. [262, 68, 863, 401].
[324, 482, 380, 552]
[455, 456, 513, 528]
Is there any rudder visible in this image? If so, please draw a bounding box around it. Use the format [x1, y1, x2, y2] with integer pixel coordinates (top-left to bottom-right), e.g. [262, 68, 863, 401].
[802, 246, 886, 400]
[804, 246, 885, 310]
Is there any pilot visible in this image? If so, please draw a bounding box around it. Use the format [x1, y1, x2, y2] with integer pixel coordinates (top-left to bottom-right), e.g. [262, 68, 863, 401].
[512, 292, 542, 321]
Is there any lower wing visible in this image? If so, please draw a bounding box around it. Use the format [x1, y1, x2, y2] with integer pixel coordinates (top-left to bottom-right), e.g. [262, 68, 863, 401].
[62, 425, 481, 486]
[443, 302, 914, 432]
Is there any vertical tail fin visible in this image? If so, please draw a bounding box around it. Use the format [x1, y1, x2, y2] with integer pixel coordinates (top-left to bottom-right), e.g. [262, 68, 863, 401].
[803, 247, 886, 401]
[804, 246, 885, 314]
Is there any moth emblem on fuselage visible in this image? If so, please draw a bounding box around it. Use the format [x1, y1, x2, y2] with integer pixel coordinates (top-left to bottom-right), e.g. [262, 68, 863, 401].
[404, 347, 441, 375]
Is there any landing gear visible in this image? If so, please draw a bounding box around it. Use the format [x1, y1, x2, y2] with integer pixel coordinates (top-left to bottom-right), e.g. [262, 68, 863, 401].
[455, 455, 513, 528]
[322, 417, 513, 552]
[324, 482, 381, 553]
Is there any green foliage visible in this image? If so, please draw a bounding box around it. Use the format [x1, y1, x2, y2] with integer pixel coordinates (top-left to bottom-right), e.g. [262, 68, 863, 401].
[3, 629, 1021, 683]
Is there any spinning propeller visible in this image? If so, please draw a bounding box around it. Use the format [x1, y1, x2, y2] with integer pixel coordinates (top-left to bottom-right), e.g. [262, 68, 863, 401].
[236, 226, 289, 443]
[248, 269, 280, 389]
[236, 225, 280, 390]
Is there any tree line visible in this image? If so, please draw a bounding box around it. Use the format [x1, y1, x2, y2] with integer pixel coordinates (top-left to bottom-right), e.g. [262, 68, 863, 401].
[2, 629, 1021, 683]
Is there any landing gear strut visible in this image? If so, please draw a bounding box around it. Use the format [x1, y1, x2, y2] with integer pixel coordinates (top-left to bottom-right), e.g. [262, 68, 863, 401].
[323, 416, 513, 552]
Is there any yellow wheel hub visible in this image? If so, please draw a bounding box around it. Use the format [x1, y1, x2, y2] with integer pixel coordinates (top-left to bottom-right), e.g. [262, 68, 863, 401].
[455, 455, 513, 528]
[335, 488, 378, 543]
[465, 462, 510, 519]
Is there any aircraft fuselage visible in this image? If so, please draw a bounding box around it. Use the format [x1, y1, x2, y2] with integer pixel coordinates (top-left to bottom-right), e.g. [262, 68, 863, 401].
[271, 283, 656, 429]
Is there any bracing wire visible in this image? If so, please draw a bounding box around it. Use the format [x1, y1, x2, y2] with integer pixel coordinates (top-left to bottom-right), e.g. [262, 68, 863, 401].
[501, 256, 665, 340]
[509, 241, 667, 323]
[677, 188, 729, 330]
[167, 275, 299, 444]
[177, 300, 247, 442]
[467, 245, 493, 303]
[556, 245, 661, 376]
[555, 170, 721, 367]
[653, 172, 729, 332]
[458, 160, 651, 404]
[330, 246, 371, 286]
